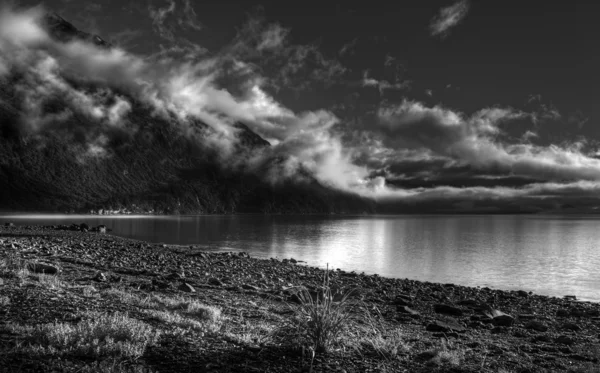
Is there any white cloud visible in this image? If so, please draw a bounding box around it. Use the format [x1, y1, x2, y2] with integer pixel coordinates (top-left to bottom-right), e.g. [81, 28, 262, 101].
[430, 0, 470, 38]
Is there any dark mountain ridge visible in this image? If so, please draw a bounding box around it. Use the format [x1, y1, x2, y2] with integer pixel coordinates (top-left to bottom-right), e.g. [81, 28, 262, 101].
[0, 14, 375, 214]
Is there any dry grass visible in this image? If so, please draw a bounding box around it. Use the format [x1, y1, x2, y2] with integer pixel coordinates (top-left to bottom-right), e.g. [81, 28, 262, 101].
[144, 309, 214, 334]
[224, 319, 278, 346]
[424, 340, 464, 368]
[0, 254, 28, 280]
[31, 273, 64, 289]
[358, 327, 409, 360]
[104, 288, 221, 325]
[7, 312, 160, 358]
[0, 295, 10, 306]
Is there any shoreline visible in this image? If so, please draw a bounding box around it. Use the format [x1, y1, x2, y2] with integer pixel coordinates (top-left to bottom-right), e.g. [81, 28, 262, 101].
[4, 214, 598, 304]
[1, 224, 600, 372]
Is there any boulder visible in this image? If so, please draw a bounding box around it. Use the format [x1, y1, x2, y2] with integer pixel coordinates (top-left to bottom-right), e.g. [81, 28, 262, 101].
[27, 262, 59, 275]
[492, 313, 515, 327]
[80, 223, 89, 232]
[434, 303, 464, 316]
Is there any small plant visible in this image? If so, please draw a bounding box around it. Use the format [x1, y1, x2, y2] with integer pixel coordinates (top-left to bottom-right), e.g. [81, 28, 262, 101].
[424, 339, 464, 368]
[8, 312, 160, 358]
[286, 266, 358, 354]
[360, 328, 408, 360]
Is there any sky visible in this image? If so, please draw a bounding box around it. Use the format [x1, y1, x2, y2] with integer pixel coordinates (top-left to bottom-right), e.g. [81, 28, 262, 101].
[1, 0, 598, 212]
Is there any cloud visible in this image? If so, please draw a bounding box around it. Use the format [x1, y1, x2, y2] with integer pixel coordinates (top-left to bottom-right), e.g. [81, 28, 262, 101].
[256, 24, 288, 51]
[148, 0, 202, 44]
[339, 38, 357, 56]
[227, 13, 348, 91]
[180, 0, 202, 31]
[374, 100, 600, 184]
[110, 28, 142, 48]
[362, 70, 410, 94]
[149, 0, 176, 42]
[430, 0, 470, 38]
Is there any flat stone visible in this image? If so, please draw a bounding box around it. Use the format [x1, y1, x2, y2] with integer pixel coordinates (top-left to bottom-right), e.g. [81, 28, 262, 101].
[27, 262, 59, 275]
[208, 277, 223, 286]
[561, 323, 581, 332]
[555, 335, 575, 345]
[242, 284, 260, 291]
[434, 303, 464, 316]
[178, 282, 196, 293]
[525, 320, 549, 332]
[393, 296, 413, 307]
[426, 319, 466, 333]
[397, 305, 419, 315]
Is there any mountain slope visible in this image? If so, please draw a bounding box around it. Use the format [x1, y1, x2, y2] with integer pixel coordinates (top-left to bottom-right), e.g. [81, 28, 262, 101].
[0, 14, 375, 214]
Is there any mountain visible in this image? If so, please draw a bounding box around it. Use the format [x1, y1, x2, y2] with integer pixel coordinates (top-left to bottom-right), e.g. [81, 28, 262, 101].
[0, 14, 375, 214]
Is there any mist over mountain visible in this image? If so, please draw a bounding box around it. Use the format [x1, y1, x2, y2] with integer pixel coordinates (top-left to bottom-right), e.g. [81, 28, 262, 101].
[0, 11, 374, 214]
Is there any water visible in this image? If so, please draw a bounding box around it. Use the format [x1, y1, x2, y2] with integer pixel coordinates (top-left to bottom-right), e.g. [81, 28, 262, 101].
[2, 214, 600, 302]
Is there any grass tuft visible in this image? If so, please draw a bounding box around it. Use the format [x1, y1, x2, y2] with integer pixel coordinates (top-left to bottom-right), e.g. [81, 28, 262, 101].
[286, 268, 358, 354]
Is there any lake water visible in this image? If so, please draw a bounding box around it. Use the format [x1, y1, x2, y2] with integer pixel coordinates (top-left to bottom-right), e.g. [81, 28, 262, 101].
[2, 214, 599, 302]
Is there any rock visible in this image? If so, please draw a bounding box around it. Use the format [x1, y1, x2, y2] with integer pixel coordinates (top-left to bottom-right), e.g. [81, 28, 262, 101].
[178, 282, 196, 293]
[27, 262, 59, 275]
[426, 319, 466, 333]
[397, 305, 419, 316]
[93, 272, 107, 282]
[561, 323, 581, 332]
[97, 225, 107, 234]
[80, 223, 89, 232]
[570, 308, 586, 317]
[393, 297, 413, 307]
[533, 334, 553, 343]
[555, 335, 575, 345]
[4, 222, 14, 227]
[290, 258, 297, 264]
[208, 277, 223, 286]
[517, 290, 529, 297]
[492, 313, 515, 327]
[525, 320, 548, 332]
[242, 284, 260, 291]
[433, 304, 464, 316]
[491, 326, 507, 334]
[556, 309, 569, 317]
[564, 295, 577, 301]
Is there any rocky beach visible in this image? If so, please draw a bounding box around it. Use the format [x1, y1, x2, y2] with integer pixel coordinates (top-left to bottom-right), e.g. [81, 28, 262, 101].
[1, 223, 599, 373]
